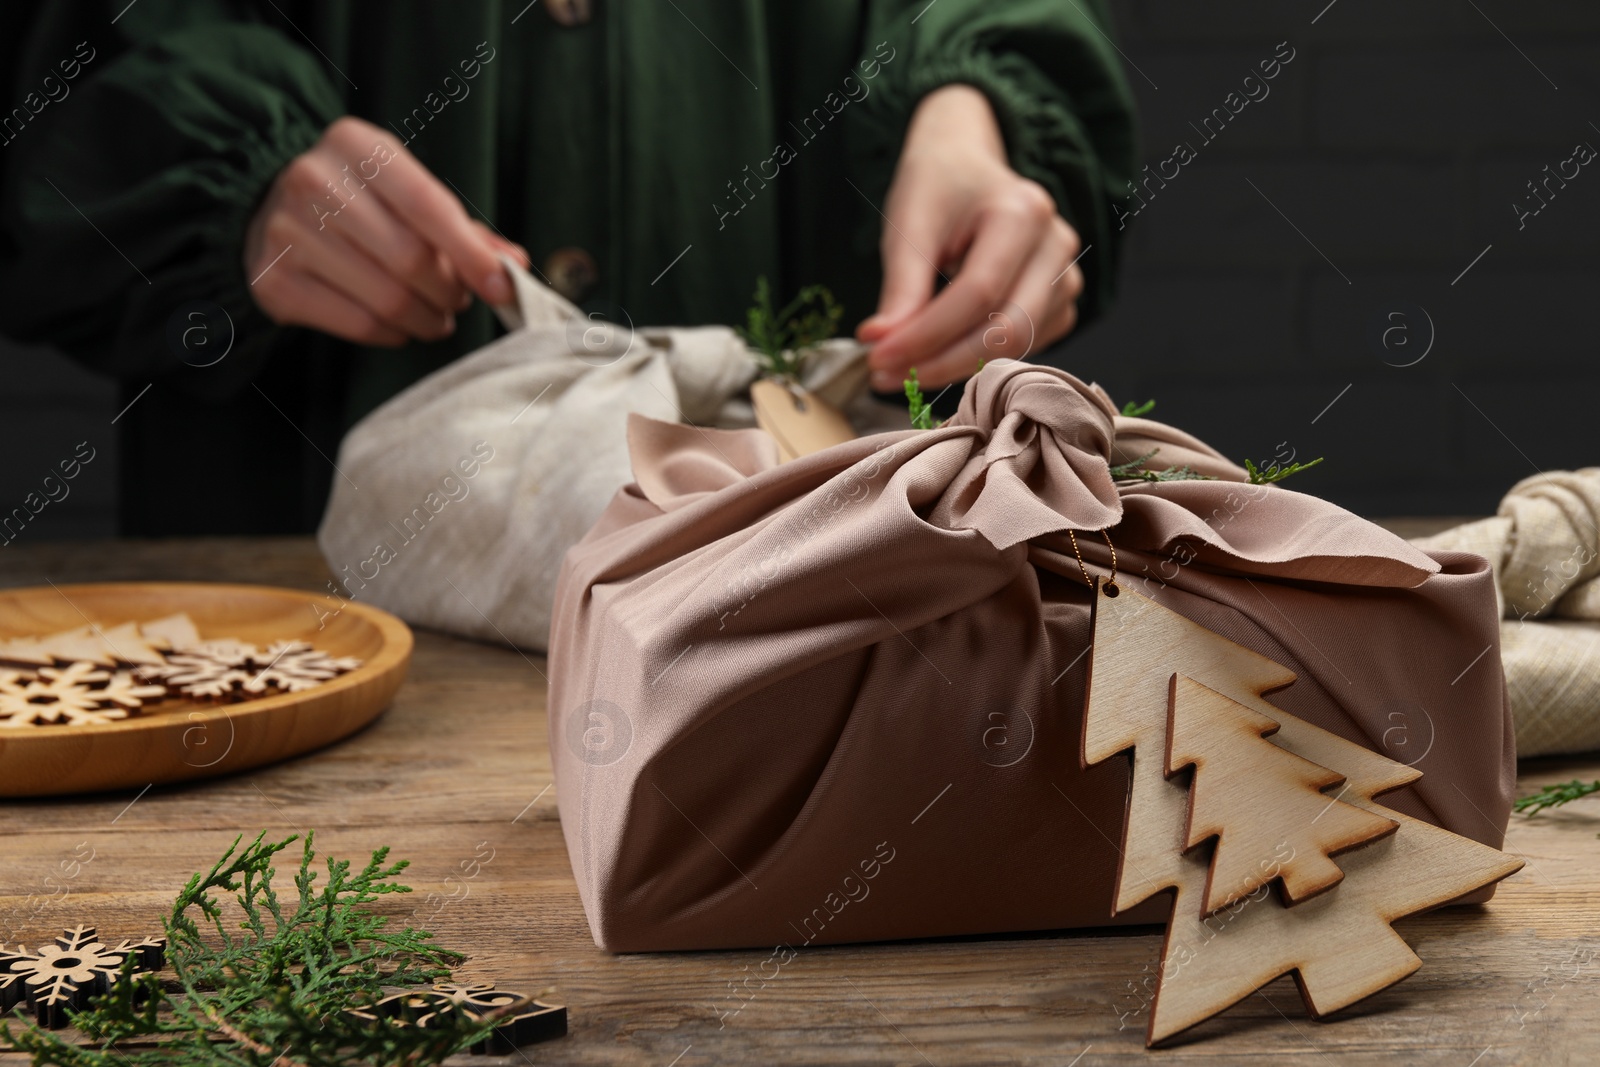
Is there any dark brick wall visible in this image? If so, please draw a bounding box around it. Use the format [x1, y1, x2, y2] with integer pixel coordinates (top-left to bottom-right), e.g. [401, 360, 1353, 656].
[1069, 0, 1600, 516]
[3, 0, 1595, 533]
[0, 341, 118, 544]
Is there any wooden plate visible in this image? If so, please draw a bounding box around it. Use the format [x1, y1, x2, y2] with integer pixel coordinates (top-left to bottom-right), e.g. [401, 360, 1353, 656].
[0, 582, 412, 797]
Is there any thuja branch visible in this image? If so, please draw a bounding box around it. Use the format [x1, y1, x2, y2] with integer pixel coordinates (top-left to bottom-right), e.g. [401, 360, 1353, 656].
[737, 277, 843, 381]
[1109, 393, 1324, 486]
[1109, 448, 1213, 483]
[1244, 456, 1324, 485]
[905, 368, 942, 429]
[1, 832, 494, 1066]
[1515, 779, 1600, 817]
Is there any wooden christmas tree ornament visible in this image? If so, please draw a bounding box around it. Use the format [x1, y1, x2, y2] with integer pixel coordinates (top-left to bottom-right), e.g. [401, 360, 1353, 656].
[1165, 673, 1398, 913]
[1079, 576, 1524, 1045]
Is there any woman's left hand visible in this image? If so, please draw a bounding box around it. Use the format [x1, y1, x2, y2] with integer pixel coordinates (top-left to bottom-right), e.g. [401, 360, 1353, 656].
[858, 84, 1086, 392]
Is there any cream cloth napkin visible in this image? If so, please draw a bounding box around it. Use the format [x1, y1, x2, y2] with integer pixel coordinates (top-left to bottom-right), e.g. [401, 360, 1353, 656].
[1413, 469, 1600, 757]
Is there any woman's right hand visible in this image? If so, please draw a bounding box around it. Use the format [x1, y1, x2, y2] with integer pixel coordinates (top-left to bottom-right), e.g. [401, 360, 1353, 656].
[243, 116, 529, 346]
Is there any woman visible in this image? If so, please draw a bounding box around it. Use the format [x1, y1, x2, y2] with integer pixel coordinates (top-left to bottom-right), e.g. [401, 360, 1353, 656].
[0, 1, 1135, 534]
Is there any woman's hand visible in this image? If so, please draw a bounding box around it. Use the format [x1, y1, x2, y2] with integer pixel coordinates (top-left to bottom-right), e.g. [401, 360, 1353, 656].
[858, 85, 1085, 391]
[244, 116, 529, 346]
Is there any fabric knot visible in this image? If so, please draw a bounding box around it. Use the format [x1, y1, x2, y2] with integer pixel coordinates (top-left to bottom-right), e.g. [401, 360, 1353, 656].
[934, 361, 1122, 550]
[1497, 468, 1600, 619]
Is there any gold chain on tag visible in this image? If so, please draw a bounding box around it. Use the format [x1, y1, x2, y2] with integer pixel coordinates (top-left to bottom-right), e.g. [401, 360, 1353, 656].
[1067, 528, 1118, 596]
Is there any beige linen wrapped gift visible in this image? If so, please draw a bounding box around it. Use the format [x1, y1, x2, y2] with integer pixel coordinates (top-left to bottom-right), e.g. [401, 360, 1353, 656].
[318, 265, 904, 650]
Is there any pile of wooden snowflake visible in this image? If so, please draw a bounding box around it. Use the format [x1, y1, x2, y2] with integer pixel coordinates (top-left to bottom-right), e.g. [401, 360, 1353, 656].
[0, 614, 361, 728]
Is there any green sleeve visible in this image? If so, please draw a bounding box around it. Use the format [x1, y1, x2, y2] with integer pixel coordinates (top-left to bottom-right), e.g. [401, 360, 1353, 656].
[847, 0, 1139, 324]
[0, 17, 343, 392]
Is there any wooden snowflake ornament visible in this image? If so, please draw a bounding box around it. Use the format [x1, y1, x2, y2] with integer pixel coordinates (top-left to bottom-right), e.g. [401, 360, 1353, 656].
[0, 925, 166, 1028]
[0, 663, 166, 727]
[137, 638, 362, 701]
[246, 641, 365, 693]
[347, 981, 568, 1056]
[1079, 577, 1523, 1045]
[136, 651, 252, 700]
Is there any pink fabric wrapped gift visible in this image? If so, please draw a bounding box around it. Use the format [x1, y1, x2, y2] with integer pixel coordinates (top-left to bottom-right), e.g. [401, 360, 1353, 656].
[548, 362, 1513, 952]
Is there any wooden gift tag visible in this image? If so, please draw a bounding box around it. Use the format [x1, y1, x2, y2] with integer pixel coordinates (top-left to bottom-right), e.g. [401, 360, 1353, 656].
[750, 379, 856, 462]
[1079, 577, 1523, 1045]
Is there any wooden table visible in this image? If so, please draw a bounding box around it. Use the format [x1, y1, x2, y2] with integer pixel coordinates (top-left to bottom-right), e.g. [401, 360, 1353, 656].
[3, 536, 1598, 1066]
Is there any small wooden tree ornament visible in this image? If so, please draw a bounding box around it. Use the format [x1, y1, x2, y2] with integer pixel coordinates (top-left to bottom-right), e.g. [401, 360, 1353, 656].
[137, 612, 202, 649]
[1079, 577, 1524, 1045]
[0, 622, 166, 669]
[1166, 674, 1398, 913]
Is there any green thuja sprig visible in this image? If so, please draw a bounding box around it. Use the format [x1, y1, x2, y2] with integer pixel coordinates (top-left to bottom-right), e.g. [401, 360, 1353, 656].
[1120, 398, 1156, 417]
[905, 368, 943, 429]
[1515, 779, 1600, 817]
[1108, 447, 1213, 482]
[737, 277, 843, 381]
[1108, 448, 1158, 478]
[1244, 456, 1324, 485]
[1, 832, 496, 1066]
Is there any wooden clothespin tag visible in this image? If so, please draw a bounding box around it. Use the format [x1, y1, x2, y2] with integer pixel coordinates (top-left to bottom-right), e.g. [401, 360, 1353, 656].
[750, 379, 856, 462]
